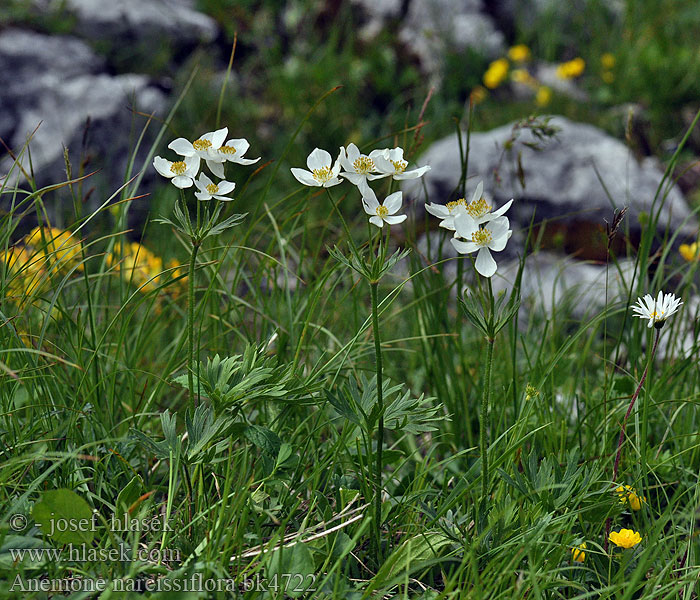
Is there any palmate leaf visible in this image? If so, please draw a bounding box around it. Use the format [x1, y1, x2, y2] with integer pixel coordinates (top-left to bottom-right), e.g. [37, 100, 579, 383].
[173, 344, 310, 414]
[329, 374, 444, 435]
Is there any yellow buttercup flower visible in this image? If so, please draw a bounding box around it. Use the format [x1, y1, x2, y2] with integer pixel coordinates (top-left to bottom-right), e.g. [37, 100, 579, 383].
[680, 242, 699, 262]
[616, 485, 645, 511]
[24, 227, 83, 271]
[556, 57, 585, 79]
[536, 86, 552, 106]
[1, 246, 47, 303]
[483, 58, 509, 89]
[601, 53, 616, 69]
[609, 528, 641, 549]
[571, 542, 586, 562]
[508, 45, 531, 62]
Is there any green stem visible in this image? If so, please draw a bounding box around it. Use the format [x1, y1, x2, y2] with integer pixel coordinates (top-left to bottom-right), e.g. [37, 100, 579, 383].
[370, 280, 384, 562]
[187, 241, 200, 406]
[481, 278, 496, 500]
[481, 336, 494, 500]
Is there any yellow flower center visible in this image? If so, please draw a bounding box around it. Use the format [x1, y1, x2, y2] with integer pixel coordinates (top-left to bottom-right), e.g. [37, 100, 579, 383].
[220, 145, 237, 155]
[170, 161, 187, 175]
[312, 166, 333, 183]
[193, 139, 212, 151]
[650, 310, 664, 319]
[376, 206, 389, 218]
[471, 228, 493, 246]
[353, 156, 375, 174]
[391, 159, 407, 173]
[466, 197, 492, 219]
[206, 183, 219, 195]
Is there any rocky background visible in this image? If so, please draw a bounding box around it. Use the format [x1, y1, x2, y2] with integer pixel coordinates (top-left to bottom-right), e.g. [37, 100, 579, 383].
[1, 0, 699, 322]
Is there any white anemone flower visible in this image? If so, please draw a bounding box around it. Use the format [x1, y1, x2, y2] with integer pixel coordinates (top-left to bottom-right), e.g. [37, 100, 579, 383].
[362, 188, 407, 228]
[426, 182, 513, 230]
[194, 172, 236, 201]
[169, 127, 228, 177]
[632, 291, 683, 328]
[425, 198, 467, 231]
[291, 148, 342, 187]
[209, 137, 260, 177]
[339, 143, 381, 193]
[153, 154, 200, 188]
[451, 214, 512, 277]
[369, 147, 431, 181]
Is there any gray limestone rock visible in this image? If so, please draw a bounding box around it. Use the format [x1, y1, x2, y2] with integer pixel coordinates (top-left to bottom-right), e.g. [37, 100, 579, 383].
[405, 116, 696, 241]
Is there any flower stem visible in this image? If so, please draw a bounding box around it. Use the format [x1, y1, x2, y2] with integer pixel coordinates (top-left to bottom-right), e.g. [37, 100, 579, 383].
[480, 278, 496, 500]
[481, 335, 494, 500]
[187, 240, 200, 406]
[370, 279, 384, 562]
[612, 328, 660, 483]
[604, 328, 660, 550]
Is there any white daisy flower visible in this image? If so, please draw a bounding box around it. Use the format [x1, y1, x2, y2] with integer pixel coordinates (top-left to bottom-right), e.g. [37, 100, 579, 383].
[339, 143, 382, 193]
[193, 172, 236, 201]
[291, 148, 342, 187]
[631, 291, 683, 328]
[210, 137, 260, 177]
[451, 213, 512, 278]
[168, 127, 228, 177]
[153, 154, 200, 189]
[369, 147, 431, 181]
[362, 188, 407, 228]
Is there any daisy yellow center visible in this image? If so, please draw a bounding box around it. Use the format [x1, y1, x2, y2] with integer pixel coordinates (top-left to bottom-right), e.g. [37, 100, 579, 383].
[312, 166, 333, 183]
[220, 145, 237, 155]
[170, 161, 187, 175]
[193, 139, 212, 151]
[353, 156, 375, 174]
[466, 197, 492, 219]
[392, 159, 408, 173]
[650, 309, 664, 319]
[376, 206, 389, 218]
[206, 183, 219, 195]
[471, 228, 492, 246]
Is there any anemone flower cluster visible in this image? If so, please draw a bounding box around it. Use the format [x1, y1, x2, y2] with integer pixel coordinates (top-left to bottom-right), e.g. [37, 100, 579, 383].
[291, 143, 430, 229]
[154, 127, 260, 197]
[426, 181, 514, 278]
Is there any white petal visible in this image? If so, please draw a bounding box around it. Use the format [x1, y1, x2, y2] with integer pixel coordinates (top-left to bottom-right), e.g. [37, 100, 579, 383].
[322, 178, 342, 187]
[366, 172, 392, 181]
[491, 198, 514, 218]
[345, 143, 360, 163]
[395, 165, 431, 180]
[213, 194, 234, 201]
[195, 190, 211, 200]
[369, 148, 389, 161]
[227, 138, 249, 154]
[340, 172, 365, 186]
[438, 218, 457, 231]
[475, 247, 497, 277]
[168, 138, 195, 156]
[384, 215, 407, 225]
[210, 127, 228, 148]
[387, 147, 404, 162]
[384, 191, 403, 214]
[206, 159, 224, 178]
[217, 181, 236, 195]
[184, 155, 201, 175]
[454, 213, 478, 238]
[369, 216, 385, 228]
[233, 156, 260, 165]
[362, 187, 379, 210]
[291, 168, 320, 186]
[451, 238, 479, 254]
[307, 148, 331, 171]
[425, 203, 450, 218]
[470, 181, 484, 204]
[197, 172, 213, 188]
[153, 156, 174, 178]
[172, 176, 194, 189]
